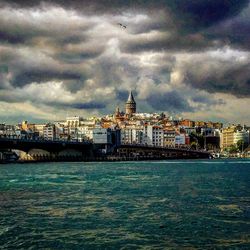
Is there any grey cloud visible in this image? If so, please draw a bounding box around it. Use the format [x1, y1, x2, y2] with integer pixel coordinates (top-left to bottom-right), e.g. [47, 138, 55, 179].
[205, 4, 250, 50]
[122, 32, 218, 53]
[3, 1, 248, 29]
[184, 60, 250, 97]
[1, 1, 249, 53]
[39, 101, 107, 110]
[69, 102, 106, 110]
[116, 90, 130, 102]
[92, 55, 140, 88]
[0, 0, 250, 123]
[0, 6, 94, 46]
[54, 47, 104, 64]
[170, 0, 249, 32]
[147, 90, 194, 113]
[12, 70, 82, 87]
[192, 95, 226, 106]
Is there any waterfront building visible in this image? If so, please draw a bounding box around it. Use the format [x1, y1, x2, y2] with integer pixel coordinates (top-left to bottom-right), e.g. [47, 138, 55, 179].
[43, 123, 56, 141]
[34, 124, 46, 137]
[125, 91, 136, 116]
[144, 125, 163, 147]
[93, 127, 111, 144]
[66, 116, 82, 127]
[0, 125, 17, 137]
[77, 126, 94, 141]
[220, 125, 249, 151]
[121, 127, 144, 145]
[163, 129, 176, 147]
[175, 134, 186, 147]
[233, 129, 249, 145]
[220, 126, 235, 150]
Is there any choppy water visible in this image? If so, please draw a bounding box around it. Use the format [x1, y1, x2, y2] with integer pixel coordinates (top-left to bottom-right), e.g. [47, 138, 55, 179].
[0, 160, 249, 249]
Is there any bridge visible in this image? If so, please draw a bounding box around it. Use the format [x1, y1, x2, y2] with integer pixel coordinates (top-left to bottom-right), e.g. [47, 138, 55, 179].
[115, 144, 211, 159]
[0, 137, 211, 161]
[0, 137, 94, 161]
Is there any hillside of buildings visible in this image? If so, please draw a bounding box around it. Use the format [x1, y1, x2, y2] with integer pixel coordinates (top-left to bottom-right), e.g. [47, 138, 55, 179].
[0, 92, 249, 158]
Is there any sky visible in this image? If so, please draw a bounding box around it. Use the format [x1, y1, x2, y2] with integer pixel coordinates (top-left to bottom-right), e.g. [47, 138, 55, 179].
[0, 0, 250, 124]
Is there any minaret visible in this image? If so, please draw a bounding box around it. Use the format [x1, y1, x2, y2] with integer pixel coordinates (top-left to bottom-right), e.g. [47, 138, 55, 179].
[125, 91, 136, 115]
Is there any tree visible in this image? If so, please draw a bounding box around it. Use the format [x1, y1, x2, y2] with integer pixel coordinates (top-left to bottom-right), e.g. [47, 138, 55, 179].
[237, 139, 248, 152]
[190, 132, 204, 148]
[228, 145, 238, 154]
[190, 141, 197, 150]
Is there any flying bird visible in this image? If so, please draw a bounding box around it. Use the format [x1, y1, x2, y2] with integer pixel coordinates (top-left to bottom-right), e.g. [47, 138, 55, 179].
[118, 23, 127, 29]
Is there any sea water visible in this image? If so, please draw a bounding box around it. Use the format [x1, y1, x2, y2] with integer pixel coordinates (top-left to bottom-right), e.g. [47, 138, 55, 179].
[0, 159, 249, 249]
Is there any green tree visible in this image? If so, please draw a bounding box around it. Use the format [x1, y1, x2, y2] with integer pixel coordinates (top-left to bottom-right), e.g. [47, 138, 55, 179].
[237, 139, 248, 152]
[190, 141, 197, 150]
[228, 145, 238, 153]
[190, 132, 204, 148]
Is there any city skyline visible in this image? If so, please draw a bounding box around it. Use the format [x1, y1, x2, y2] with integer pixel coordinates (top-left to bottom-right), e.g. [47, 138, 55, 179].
[0, 0, 250, 124]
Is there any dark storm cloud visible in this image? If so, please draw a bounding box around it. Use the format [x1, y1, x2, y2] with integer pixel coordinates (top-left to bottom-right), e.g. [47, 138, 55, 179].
[1, 0, 249, 52]
[147, 90, 193, 113]
[3, 0, 248, 28]
[69, 102, 106, 109]
[185, 62, 250, 97]
[54, 49, 104, 64]
[122, 32, 217, 53]
[38, 101, 107, 110]
[120, 0, 249, 53]
[206, 4, 250, 50]
[0, 30, 30, 44]
[12, 69, 83, 87]
[0, 0, 250, 122]
[192, 95, 226, 106]
[116, 90, 130, 102]
[0, 5, 94, 47]
[3, 0, 248, 17]
[93, 55, 140, 88]
[170, 0, 249, 31]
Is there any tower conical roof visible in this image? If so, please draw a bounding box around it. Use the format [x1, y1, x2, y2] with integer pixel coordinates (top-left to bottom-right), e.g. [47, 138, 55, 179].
[126, 91, 136, 103]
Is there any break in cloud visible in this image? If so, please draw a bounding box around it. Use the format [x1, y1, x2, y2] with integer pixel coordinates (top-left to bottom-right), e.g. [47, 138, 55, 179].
[0, 0, 250, 124]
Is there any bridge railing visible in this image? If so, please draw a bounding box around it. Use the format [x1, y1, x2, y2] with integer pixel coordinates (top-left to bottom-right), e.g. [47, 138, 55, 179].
[0, 135, 92, 144]
[120, 143, 208, 153]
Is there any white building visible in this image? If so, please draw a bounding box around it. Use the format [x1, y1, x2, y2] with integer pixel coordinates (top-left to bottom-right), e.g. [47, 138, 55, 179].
[175, 134, 186, 146]
[77, 126, 94, 142]
[66, 116, 82, 127]
[121, 128, 143, 145]
[144, 125, 163, 147]
[43, 124, 56, 141]
[233, 129, 249, 145]
[34, 124, 46, 137]
[92, 127, 111, 144]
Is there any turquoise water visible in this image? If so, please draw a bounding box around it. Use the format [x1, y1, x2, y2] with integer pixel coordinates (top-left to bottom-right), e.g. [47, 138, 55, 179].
[0, 160, 249, 249]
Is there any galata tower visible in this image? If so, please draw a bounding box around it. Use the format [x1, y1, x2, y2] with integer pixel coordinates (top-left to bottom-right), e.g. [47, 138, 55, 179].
[125, 91, 136, 115]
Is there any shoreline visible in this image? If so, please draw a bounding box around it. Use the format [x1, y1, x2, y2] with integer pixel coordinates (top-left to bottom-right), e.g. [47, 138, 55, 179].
[2, 156, 249, 164]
